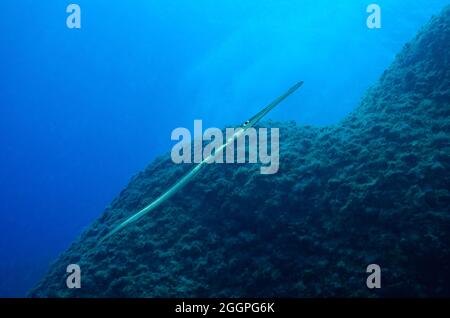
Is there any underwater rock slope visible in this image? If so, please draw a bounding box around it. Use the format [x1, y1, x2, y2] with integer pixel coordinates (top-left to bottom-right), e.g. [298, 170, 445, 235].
[31, 6, 450, 297]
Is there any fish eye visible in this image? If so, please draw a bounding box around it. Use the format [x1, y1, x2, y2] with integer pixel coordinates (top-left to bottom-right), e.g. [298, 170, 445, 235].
[244, 120, 249, 126]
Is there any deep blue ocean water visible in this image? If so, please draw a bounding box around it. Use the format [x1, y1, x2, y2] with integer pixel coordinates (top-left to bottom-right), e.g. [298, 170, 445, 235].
[0, 0, 448, 297]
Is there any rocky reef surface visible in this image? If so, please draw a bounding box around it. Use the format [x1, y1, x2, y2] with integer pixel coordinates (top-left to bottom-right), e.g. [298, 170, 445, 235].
[30, 6, 450, 297]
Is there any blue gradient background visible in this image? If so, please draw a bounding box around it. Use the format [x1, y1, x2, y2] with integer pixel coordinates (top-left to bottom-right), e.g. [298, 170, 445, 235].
[0, 0, 448, 297]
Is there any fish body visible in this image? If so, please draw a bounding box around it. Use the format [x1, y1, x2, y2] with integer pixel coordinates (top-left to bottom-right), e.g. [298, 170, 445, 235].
[100, 81, 303, 243]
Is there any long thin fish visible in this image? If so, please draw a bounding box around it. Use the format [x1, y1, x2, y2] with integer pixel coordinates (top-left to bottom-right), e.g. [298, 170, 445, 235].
[100, 81, 304, 243]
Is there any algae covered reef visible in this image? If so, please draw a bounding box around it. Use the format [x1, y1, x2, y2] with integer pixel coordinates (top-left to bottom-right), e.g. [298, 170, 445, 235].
[30, 6, 450, 297]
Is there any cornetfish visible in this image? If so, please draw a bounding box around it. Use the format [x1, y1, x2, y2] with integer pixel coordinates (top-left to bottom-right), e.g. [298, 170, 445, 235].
[100, 81, 304, 243]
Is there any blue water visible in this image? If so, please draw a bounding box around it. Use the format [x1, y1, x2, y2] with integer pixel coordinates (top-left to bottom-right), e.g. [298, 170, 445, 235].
[0, 0, 448, 297]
